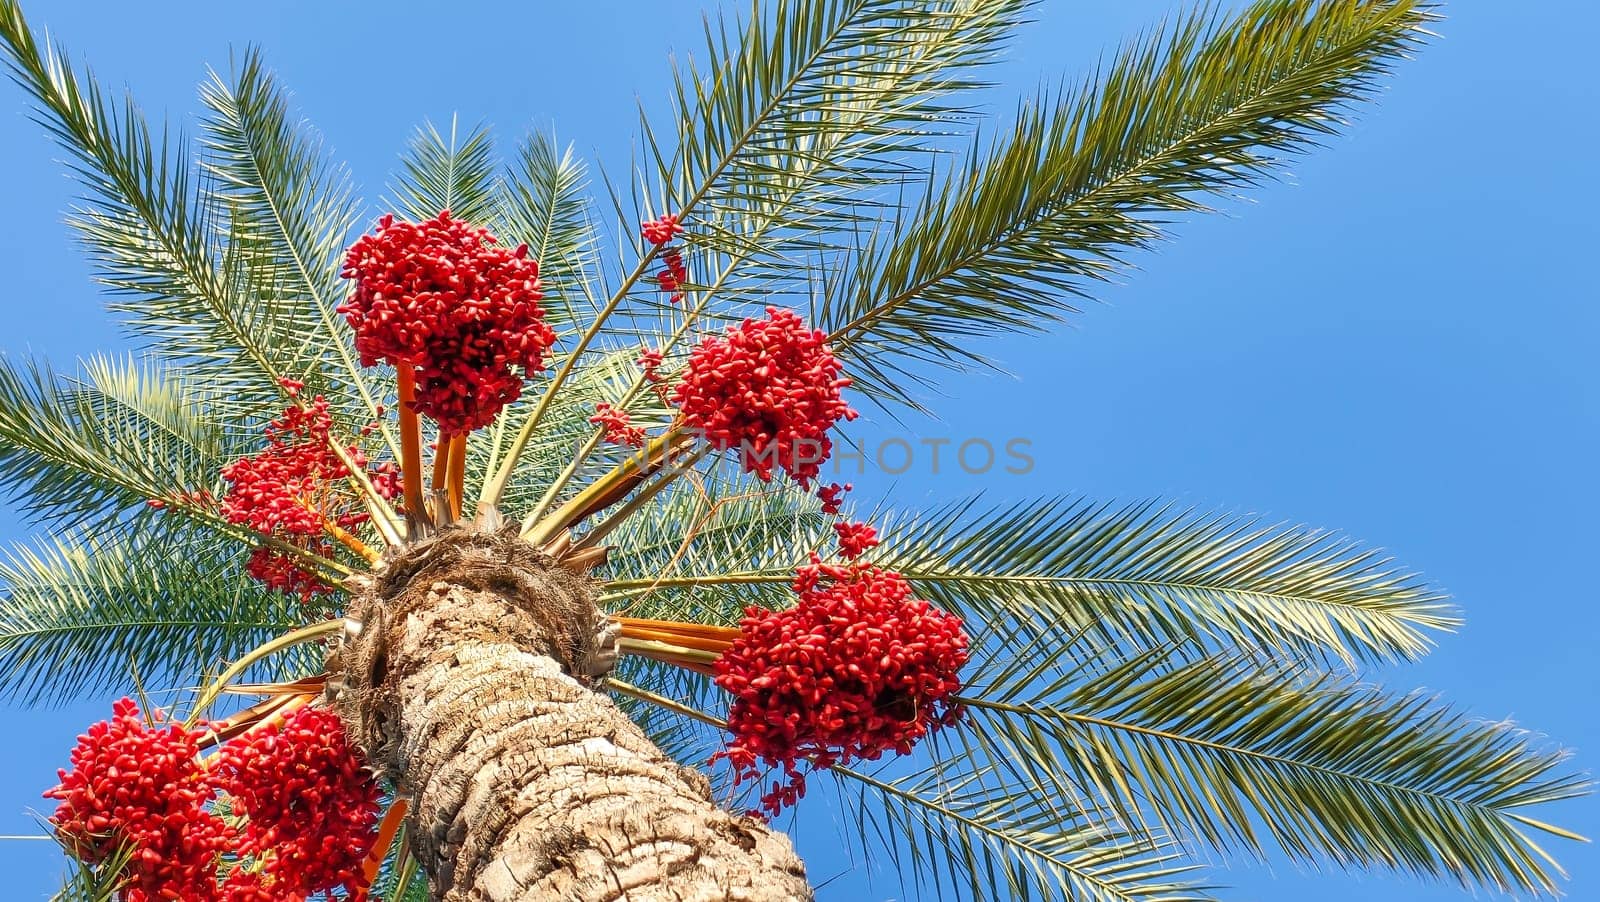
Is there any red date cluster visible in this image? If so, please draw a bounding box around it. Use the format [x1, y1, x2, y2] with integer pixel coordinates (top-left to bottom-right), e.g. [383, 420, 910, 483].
[641, 214, 684, 246]
[673, 307, 856, 487]
[637, 346, 665, 384]
[221, 397, 353, 537]
[816, 482, 851, 515]
[656, 246, 688, 303]
[832, 519, 879, 559]
[641, 215, 689, 303]
[45, 699, 233, 901]
[244, 545, 333, 604]
[220, 397, 392, 602]
[47, 700, 382, 901]
[712, 560, 968, 817]
[213, 706, 383, 899]
[340, 211, 557, 435]
[589, 402, 645, 448]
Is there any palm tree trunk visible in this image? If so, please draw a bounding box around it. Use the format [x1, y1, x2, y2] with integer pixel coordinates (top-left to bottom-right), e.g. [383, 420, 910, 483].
[331, 526, 811, 901]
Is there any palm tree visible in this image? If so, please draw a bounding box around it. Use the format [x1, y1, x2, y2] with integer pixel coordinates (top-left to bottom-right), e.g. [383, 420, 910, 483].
[0, 0, 1586, 899]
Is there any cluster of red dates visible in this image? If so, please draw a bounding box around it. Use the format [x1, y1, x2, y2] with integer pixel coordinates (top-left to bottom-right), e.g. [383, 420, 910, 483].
[48, 701, 380, 900]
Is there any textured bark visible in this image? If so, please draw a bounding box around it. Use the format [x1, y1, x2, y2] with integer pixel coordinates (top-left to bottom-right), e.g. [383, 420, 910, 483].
[329, 525, 811, 901]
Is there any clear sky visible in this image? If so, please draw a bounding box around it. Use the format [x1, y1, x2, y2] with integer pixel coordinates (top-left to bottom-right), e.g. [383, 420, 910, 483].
[0, 1, 1594, 899]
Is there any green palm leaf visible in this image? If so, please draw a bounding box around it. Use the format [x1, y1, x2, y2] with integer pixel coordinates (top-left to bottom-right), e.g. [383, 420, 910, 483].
[495, 130, 603, 332]
[0, 531, 302, 706]
[835, 761, 1215, 902]
[388, 117, 501, 227]
[0, 355, 228, 541]
[198, 48, 399, 455]
[0, 5, 308, 404]
[368, 859, 428, 902]
[960, 650, 1587, 896]
[882, 497, 1457, 666]
[822, 0, 1436, 408]
[652, 0, 1030, 305]
[50, 840, 130, 902]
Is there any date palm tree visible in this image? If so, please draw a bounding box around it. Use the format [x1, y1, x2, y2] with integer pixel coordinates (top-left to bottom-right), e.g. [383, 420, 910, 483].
[0, 0, 1586, 899]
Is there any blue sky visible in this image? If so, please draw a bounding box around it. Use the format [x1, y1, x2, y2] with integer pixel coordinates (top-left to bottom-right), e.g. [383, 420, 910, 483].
[0, 1, 1594, 899]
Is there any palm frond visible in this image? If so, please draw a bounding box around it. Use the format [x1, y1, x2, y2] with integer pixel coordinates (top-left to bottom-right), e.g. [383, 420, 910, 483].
[961, 649, 1587, 896]
[822, 0, 1436, 408]
[494, 130, 602, 331]
[0, 2, 308, 402]
[0, 531, 302, 706]
[880, 497, 1457, 667]
[197, 48, 399, 456]
[0, 355, 228, 540]
[833, 760, 1216, 902]
[388, 117, 500, 226]
[604, 495, 1458, 668]
[652, 0, 1031, 307]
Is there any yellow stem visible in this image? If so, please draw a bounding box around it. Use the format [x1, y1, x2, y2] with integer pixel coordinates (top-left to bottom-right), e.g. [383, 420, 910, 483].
[428, 430, 453, 524]
[198, 693, 314, 762]
[616, 637, 721, 675]
[197, 693, 294, 750]
[329, 437, 404, 548]
[615, 637, 718, 662]
[571, 445, 707, 553]
[615, 616, 741, 642]
[605, 678, 728, 731]
[217, 674, 327, 696]
[322, 518, 380, 564]
[256, 693, 312, 734]
[616, 626, 732, 654]
[185, 620, 343, 728]
[522, 428, 686, 544]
